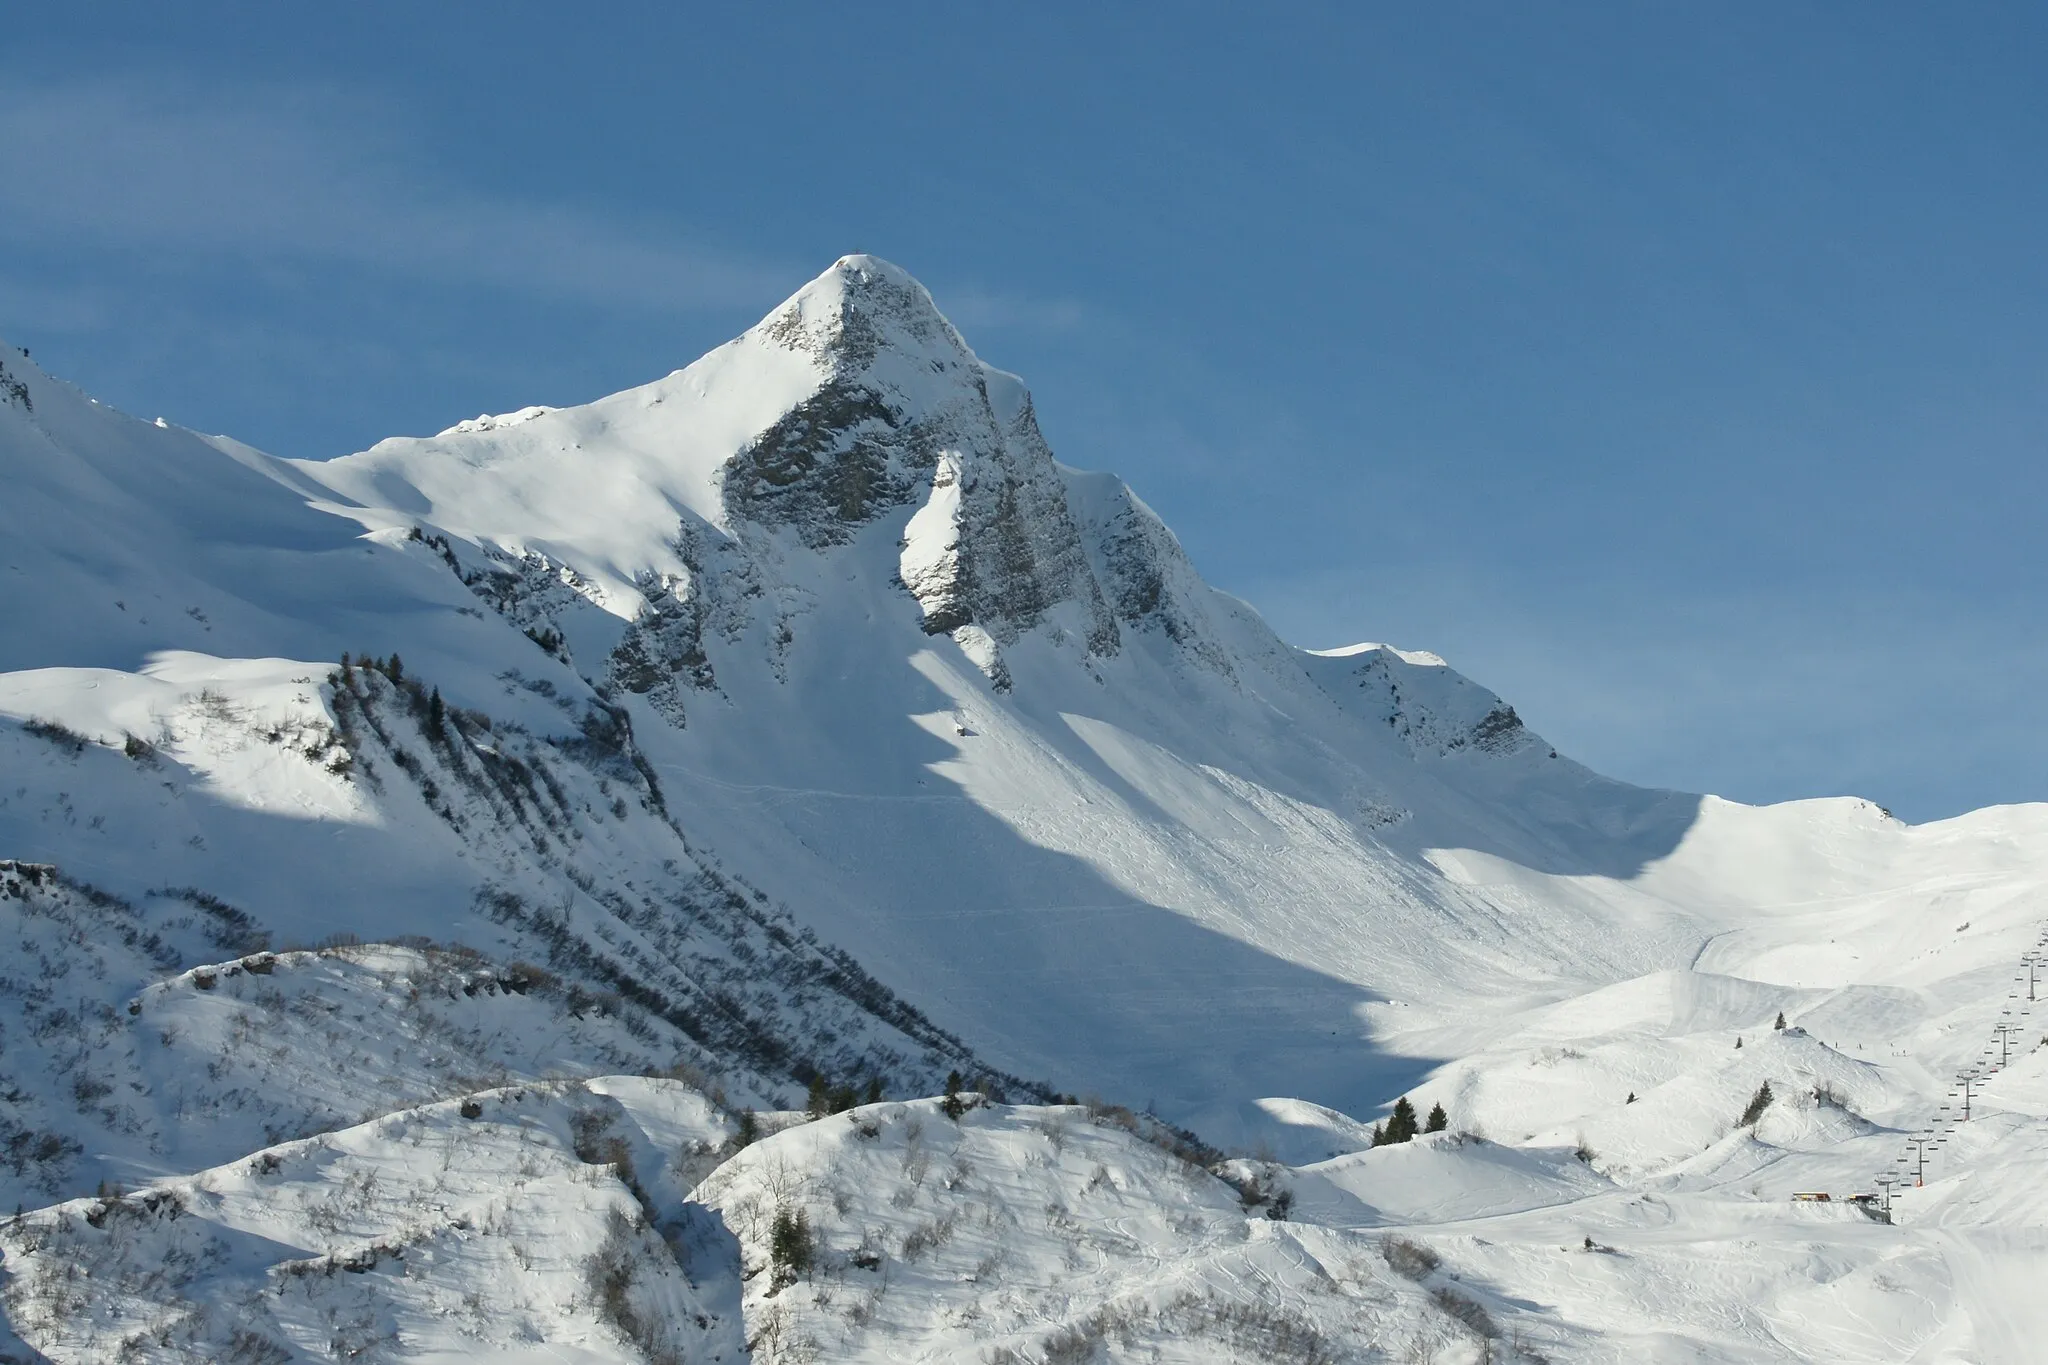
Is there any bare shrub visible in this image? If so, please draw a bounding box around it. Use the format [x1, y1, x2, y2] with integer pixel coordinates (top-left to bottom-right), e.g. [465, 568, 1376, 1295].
[582, 1208, 686, 1365]
[22, 717, 88, 754]
[223, 1329, 295, 1364]
[1002, 1292, 1336, 1365]
[844, 1271, 890, 1328]
[1083, 1096, 1222, 1169]
[1161, 1290, 1339, 1365]
[898, 1212, 956, 1263]
[1383, 1236, 1441, 1281]
[194, 688, 240, 722]
[1432, 1285, 1499, 1339]
[1041, 1317, 1109, 1364]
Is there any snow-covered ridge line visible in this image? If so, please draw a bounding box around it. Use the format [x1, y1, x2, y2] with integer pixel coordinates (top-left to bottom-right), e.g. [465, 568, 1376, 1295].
[1306, 641, 1450, 668]
[11, 258, 2048, 1359]
[438, 404, 552, 436]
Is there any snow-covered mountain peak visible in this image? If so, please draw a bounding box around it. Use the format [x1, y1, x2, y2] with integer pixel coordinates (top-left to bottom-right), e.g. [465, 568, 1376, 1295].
[754, 253, 979, 383]
[1308, 641, 1451, 668]
[273, 257, 1148, 699]
[291, 254, 1016, 566]
[17, 264, 2048, 1361]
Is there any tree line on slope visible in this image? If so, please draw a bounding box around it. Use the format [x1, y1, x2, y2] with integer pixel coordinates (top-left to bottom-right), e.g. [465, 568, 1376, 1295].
[1372, 1097, 1450, 1148]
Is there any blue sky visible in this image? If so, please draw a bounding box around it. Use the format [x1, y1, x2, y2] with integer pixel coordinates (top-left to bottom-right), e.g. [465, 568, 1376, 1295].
[5, 4, 2045, 821]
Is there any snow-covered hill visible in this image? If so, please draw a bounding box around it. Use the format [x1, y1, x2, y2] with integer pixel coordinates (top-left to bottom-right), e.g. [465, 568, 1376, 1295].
[2, 1076, 744, 1363]
[4, 257, 2048, 1361]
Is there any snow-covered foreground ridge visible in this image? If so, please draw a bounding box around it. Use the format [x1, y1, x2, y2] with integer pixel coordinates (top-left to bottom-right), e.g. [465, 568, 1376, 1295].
[4, 257, 2048, 1360]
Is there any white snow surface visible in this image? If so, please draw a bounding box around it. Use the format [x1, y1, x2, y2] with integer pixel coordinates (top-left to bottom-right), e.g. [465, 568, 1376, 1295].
[3, 260, 2048, 1359]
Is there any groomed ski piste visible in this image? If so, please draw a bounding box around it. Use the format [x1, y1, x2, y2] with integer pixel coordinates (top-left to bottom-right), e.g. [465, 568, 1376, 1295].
[3, 259, 2046, 1361]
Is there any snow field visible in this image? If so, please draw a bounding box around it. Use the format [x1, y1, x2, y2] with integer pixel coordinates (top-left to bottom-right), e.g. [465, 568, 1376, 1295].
[695, 1097, 1565, 1364]
[0, 856, 757, 1212]
[6, 256, 2048, 1359]
[0, 1080, 742, 1364]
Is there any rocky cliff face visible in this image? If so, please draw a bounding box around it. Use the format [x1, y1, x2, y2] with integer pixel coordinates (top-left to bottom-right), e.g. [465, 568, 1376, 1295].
[727, 257, 1123, 687]
[1300, 642, 1542, 760]
[1063, 466, 1236, 677]
[305, 258, 1179, 701]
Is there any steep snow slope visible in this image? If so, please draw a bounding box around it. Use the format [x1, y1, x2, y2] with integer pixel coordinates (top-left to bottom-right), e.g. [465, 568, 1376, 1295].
[6, 257, 2048, 1360]
[243, 258, 1720, 1120]
[255, 257, 2046, 1126]
[5, 259, 2046, 1123]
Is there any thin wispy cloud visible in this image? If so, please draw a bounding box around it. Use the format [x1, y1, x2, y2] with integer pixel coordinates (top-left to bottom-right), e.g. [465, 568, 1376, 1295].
[936, 287, 1090, 335]
[0, 78, 790, 314]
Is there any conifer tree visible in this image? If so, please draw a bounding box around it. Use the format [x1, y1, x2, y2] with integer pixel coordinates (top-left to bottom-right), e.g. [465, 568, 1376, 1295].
[1385, 1096, 1420, 1144]
[1774, 1011, 1787, 1030]
[770, 1206, 814, 1281]
[806, 1074, 830, 1118]
[1739, 1080, 1775, 1127]
[1425, 1102, 1448, 1133]
[1370, 1122, 1387, 1147]
[428, 687, 445, 735]
[942, 1069, 966, 1119]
